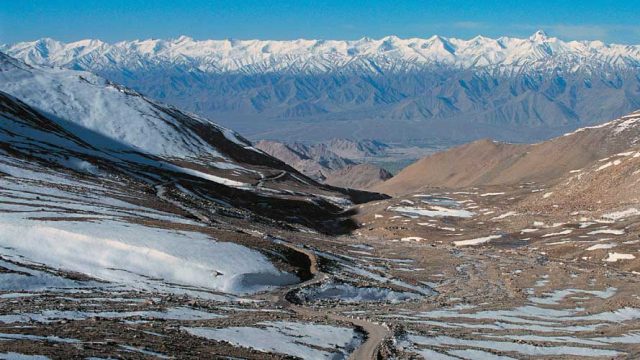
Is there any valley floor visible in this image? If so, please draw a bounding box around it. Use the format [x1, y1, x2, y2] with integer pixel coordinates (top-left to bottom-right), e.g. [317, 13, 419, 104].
[1, 170, 640, 359]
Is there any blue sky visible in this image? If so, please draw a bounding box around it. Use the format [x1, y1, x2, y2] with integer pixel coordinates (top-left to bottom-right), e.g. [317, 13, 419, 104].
[2, 0, 639, 44]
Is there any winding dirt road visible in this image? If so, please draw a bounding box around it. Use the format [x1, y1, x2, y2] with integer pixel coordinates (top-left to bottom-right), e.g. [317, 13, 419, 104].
[261, 240, 391, 360]
[156, 186, 389, 358]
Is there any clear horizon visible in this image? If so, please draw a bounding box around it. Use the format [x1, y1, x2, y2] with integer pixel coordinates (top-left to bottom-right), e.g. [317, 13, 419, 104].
[2, 0, 640, 44]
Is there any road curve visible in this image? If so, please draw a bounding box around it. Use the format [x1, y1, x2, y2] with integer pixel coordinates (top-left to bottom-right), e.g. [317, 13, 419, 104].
[156, 180, 390, 358]
[265, 240, 391, 360]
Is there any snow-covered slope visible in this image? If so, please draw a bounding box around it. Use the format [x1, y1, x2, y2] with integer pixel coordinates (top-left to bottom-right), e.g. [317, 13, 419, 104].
[0, 53, 385, 232]
[0, 52, 257, 161]
[0, 92, 300, 297]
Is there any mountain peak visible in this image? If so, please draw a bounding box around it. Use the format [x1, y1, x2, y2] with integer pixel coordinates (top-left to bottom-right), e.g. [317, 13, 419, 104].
[529, 30, 549, 42]
[69, 39, 105, 47]
[34, 37, 60, 45]
[32, 37, 63, 54]
[174, 35, 194, 43]
[427, 34, 448, 42]
[381, 35, 401, 42]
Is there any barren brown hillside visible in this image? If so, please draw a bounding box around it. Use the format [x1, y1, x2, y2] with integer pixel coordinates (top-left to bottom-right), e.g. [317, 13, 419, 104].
[521, 145, 640, 214]
[324, 163, 392, 190]
[375, 110, 640, 196]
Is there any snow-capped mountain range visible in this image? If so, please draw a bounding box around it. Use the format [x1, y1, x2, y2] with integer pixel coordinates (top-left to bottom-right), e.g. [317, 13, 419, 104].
[4, 31, 640, 145]
[4, 31, 640, 74]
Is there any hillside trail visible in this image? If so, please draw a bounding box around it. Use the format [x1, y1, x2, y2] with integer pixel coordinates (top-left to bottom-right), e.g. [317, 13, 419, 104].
[254, 240, 391, 360]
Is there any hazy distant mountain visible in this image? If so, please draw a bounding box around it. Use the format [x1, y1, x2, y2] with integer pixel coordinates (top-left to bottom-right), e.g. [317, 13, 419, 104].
[255, 139, 392, 189]
[254, 140, 354, 181]
[4, 32, 640, 145]
[324, 164, 393, 190]
[321, 139, 390, 160]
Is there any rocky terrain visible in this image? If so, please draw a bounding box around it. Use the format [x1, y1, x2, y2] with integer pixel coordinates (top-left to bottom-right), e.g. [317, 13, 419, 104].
[323, 164, 393, 190]
[4, 32, 640, 145]
[1, 52, 640, 359]
[254, 140, 356, 181]
[255, 139, 392, 189]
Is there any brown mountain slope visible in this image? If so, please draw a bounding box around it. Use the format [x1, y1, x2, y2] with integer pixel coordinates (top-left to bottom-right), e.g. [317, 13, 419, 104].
[375, 110, 640, 196]
[372, 139, 527, 194]
[254, 140, 352, 181]
[521, 146, 640, 214]
[324, 164, 393, 190]
[255, 139, 392, 190]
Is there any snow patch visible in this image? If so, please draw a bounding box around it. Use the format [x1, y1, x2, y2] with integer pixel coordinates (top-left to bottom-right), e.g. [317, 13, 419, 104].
[603, 252, 635, 262]
[389, 206, 473, 218]
[184, 321, 363, 359]
[588, 229, 625, 235]
[602, 208, 640, 220]
[480, 192, 505, 197]
[491, 211, 517, 220]
[454, 235, 502, 247]
[586, 243, 617, 251]
[0, 219, 297, 295]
